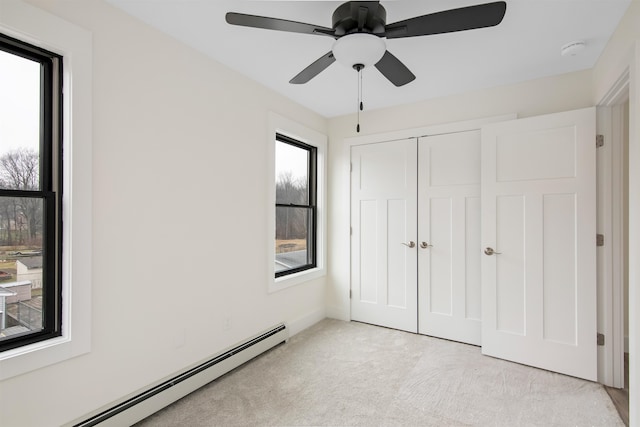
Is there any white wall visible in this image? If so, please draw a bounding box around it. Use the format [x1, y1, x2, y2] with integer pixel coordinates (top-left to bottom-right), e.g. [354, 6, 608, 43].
[0, 1, 327, 425]
[326, 70, 594, 320]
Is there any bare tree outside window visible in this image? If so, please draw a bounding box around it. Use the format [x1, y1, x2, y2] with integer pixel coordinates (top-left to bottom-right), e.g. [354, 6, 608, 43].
[0, 149, 42, 244]
[0, 148, 39, 190]
[276, 171, 308, 242]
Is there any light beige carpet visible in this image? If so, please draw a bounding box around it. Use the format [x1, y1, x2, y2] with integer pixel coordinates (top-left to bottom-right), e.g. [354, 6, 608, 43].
[136, 319, 623, 426]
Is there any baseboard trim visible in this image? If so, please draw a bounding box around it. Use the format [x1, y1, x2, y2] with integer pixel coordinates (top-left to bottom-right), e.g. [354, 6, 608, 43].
[286, 307, 325, 337]
[67, 324, 288, 427]
[325, 304, 350, 321]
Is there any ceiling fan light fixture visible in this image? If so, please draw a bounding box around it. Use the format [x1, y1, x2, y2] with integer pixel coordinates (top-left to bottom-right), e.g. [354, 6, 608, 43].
[332, 33, 386, 68]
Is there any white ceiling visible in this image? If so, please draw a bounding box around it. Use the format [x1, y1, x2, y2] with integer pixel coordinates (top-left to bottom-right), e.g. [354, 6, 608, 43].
[106, 0, 630, 118]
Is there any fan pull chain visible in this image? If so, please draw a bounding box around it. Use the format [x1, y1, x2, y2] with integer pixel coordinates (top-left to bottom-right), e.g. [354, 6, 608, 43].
[355, 64, 364, 133]
[360, 67, 364, 112]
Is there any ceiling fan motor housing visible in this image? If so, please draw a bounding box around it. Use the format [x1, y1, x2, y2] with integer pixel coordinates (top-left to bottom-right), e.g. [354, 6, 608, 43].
[332, 1, 387, 36]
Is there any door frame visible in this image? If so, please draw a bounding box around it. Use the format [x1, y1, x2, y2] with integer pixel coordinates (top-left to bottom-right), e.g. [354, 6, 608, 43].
[344, 114, 516, 323]
[597, 70, 629, 388]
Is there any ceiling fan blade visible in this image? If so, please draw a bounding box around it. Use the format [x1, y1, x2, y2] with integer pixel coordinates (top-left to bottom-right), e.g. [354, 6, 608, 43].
[385, 1, 507, 39]
[226, 12, 335, 37]
[290, 52, 336, 84]
[375, 51, 416, 87]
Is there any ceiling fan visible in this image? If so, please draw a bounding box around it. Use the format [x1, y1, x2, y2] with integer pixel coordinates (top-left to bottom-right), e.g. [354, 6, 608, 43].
[226, 1, 507, 87]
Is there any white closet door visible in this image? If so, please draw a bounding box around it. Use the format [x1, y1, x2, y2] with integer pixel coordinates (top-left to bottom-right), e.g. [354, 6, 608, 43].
[481, 107, 597, 381]
[417, 131, 482, 345]
[351, 139, 418, 333]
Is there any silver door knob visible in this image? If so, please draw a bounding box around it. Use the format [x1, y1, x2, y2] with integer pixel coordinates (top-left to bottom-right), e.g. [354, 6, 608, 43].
[420, 242, 433, 249]
[402, 241, 416, 248]
[484, 247, 502, 256]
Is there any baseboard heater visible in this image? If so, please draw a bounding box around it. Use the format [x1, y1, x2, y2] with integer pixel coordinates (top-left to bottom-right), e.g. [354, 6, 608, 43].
[71, 323, 288, 427]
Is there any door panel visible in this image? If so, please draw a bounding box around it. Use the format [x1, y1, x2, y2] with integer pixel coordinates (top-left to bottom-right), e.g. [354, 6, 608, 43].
[481, 107, 596, 381]
[359, 200, 378, 303]
[495, 195, 525, 335]
[542, 193, 577, 345]
[388, 199, 409, 308]
[465, 197, 482, 321]
[429, 197, 452, 315]
[496, 126, 577, 181]
[418, 131, 482, 345]
[351, 139, 417, 332]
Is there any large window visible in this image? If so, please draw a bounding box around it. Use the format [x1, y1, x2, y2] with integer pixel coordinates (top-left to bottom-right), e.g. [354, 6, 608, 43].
[0, 33, 62, 352]
[268, 113, 326, 292]
[275, 134, 317, 277]
[0, 0, 91, 381]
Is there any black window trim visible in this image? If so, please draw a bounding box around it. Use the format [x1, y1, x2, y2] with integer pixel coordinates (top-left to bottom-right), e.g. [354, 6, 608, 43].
[275, 133, 317, 278]
[0, 33, 63, 353]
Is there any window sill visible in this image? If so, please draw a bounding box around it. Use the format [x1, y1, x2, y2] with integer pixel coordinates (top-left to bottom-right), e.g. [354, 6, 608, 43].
[269, 267, 325, 293]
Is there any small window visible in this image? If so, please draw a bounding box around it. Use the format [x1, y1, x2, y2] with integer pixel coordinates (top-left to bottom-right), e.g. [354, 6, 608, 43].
[275, 134, 317, 277]
[0, 33, 62, 352]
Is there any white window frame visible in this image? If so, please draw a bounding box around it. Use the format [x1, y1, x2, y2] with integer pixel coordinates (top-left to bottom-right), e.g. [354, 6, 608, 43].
[268, 112, 326, 292]
[0, 0, 92, 380]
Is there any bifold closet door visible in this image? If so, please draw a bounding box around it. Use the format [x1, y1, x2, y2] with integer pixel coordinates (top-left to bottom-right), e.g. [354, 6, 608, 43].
[481, 107, 597, 381]
[351, 139, 418, 333]
[417, 131, 482, 345]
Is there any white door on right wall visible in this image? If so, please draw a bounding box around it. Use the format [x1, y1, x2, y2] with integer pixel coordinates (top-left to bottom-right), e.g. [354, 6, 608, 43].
[481, 107, 597, 381]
